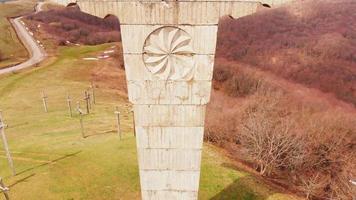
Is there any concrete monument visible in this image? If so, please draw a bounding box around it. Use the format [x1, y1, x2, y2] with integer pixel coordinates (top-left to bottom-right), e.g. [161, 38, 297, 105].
[52, 0, 293, 199]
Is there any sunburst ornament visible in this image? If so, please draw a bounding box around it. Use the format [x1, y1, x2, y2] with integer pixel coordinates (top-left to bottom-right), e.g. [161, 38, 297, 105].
[143, 27, 195, 80]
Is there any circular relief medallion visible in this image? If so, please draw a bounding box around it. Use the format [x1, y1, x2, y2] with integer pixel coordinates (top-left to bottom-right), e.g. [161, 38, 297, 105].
[143, 26, 195, 80]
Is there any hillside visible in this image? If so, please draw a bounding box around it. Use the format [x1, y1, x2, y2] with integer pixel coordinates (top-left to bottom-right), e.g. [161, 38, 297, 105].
[0, 0, 35, 69]
[211, 0, 356, 199]
[0, 2, 304, 200]
[26, 5, 120, 45]
[20, 1, 356, 199]
[216, 0, 356, 106]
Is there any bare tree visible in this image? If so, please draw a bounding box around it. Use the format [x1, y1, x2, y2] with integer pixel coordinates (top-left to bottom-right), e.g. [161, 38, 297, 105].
[239, 93, 305, 176]
[300, 173, 325, 200]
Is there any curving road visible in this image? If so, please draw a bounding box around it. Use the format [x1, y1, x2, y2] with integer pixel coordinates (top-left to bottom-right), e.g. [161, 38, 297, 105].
[0, 2, 46, 75]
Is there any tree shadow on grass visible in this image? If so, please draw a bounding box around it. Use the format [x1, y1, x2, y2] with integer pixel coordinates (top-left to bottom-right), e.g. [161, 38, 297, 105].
[210, 163, 276, 200]
[84, 129, 116, 138]
[15, 151, 82, 176]
[8, 173, 35, 188]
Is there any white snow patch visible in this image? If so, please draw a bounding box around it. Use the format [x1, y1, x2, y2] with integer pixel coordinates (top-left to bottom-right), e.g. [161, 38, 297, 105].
[83, 58, 99, 61]
[98, 55, 110, 59]
[104, 50, 115, 54]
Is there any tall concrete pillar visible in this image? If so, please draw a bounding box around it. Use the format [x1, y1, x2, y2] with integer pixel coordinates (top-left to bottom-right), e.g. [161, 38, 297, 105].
[52, 0, 293, 199]
[124, 16, 215, 200]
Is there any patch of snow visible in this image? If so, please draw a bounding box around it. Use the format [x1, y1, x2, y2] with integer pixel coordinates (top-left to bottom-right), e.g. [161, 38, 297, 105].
[104, 50, 115, 54]
[98, 55, 110, 59]
[83, 58, 99, 61]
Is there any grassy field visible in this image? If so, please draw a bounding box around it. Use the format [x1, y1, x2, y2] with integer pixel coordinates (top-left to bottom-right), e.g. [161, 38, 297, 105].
[0, 43, 301, 200]
[0, 0, 35, 69]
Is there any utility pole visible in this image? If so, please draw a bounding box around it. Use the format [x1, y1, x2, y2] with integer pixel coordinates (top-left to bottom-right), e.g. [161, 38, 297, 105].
[41, 91, 48, 112]
[0, 111, 15, 176]
[115, 107, 121, 140]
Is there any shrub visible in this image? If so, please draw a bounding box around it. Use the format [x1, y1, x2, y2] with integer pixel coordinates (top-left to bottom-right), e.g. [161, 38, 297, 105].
[213, 68, 231, 82]
[238, 92, 305, 176]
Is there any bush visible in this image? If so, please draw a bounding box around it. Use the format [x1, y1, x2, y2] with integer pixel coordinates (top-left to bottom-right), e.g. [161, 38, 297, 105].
[239, 92, 305, 176]
[213, 68, 231, 82]
[226, 72, 262, 97]
[298, 113, 356, 199]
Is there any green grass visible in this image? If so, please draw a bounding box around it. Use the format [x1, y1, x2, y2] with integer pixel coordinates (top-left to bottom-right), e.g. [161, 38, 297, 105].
[0, 0, 35, 69]
[0, 44, 300, 200]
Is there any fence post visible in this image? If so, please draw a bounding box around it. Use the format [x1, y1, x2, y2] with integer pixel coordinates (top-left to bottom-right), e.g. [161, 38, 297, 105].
[0, 177, 9, 200]
[67, 95, 73, 117]
[0, 112, 15, 176]
[41, 91, 48, 113]
[84, 91, 90, 114]
[91, 82, 96, 105]
[76, 102, 85, 138]
[115, 107, 121, 140]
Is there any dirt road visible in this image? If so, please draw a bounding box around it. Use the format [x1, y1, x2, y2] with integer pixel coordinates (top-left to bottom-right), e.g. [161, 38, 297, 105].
[0, 2, 46, 75]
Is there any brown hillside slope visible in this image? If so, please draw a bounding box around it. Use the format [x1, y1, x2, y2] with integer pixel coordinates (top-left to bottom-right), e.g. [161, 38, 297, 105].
[26, 6, 120, 45]
[216, 0, 356, 106]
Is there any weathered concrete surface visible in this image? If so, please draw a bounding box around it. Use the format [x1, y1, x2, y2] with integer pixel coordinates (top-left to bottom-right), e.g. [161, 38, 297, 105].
[51, 0, 293, 199]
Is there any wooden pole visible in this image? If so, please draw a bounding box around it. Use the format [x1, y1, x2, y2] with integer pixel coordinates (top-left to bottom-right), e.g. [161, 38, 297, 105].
[87, 93, 92, 110]
[76, 102, 85, 138]
[41, 91, 48, 113]
[67, 95, 73, 117]
[115, 106, 121, 140]
[0, 112, 15, 176]
[0, 177, 9, 200]
[84, 91, 90, 114]
[91, 82, 96, 105]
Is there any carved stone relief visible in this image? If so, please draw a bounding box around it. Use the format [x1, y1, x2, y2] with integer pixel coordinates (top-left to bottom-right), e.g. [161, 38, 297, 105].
[143, 26, 196, 81]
